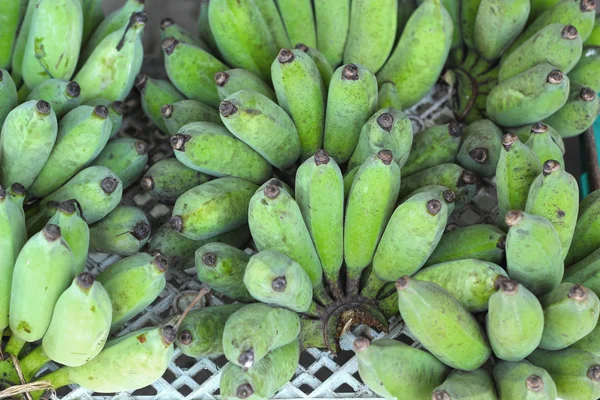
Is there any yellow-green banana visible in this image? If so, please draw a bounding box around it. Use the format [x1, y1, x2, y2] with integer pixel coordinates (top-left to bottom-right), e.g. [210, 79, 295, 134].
[89, 205, 150, 256]
[314, 0, 350, 67]
[276, 0, 317, 48]
[90, 138, 149, 189]
[161, 100, 222, 136]
[214, 68, 276, 102]
[135, 74, 185, 133]
[26, 79, 82, 119]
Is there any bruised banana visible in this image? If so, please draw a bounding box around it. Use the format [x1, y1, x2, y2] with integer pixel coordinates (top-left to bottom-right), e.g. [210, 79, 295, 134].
[91, 138, 149, 189]
[135, 74, 185, 133]
[89, 205, 151, 256]
[545, 84, 600, 138]
[161, 100, 222, 135]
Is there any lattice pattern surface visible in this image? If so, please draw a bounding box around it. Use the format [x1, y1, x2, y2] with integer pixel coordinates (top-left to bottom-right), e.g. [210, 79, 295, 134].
[39, 81, 500, 400]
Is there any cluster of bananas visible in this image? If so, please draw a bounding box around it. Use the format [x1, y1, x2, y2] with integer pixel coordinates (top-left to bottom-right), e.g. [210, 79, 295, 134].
[1, 0, 600, 399]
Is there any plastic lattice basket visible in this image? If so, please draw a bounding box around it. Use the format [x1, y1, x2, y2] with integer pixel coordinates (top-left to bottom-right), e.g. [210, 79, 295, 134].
[37, 74, 502, 400]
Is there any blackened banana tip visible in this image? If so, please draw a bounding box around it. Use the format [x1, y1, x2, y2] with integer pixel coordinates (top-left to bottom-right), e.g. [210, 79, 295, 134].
[135, 140, 148, 155]
[460, 170, 477, 185]
[353, 336, 371, 352]
[140, 176, 155, 191]
[178, 330, 193, 345]
[502, 133, 518, 150]
[497, 236, 507, 250]
[219, 101, 238, 117]
[377, 113, 394, 131]
[132, 222, 151, 241]
[426, 199, 442, 216]
[101, 177, 119, 194]
[568, 284, 588, 301]
[154, 254, 169, 272]
[470, 148, 488, 164]
[236, 383, 254, 399]
[238, 350, 254, 370]
[112, 101, 127, 115]
[76, 272, 95, 290]
[277, 48, 295, 63]
[377, 149, 393, 165]
[170, 134, 188, 151]
[342, 64, 359, 80]
[499, 279, 518, 294]
[562, 25, 579, 40]
[59, 199, 77, 214]
[314, 149, 330, 165]
[202, 252, 217, 267]
[547, 70, 563, 84]
[162, 36, 179, 56]
[531, 122, 548, 133]
[448, 121, 464, 137]
[581, 87, 596, 102]
[43, 224, 62, 241]
[135, 73, 148, 92]
[0, 187, 5, 200]
[442, 190, 456, 204]
[161, 104, 173, 118]
[271, 276, 287, 292]
[10, 183, 26, 197]
[161, 325, 176, 345]
[295, 43, 309, 52]
[214, 71, 230, 87]
[396, 276, 410, 290]
[588, 365, 600, 381]
[505, 210, 523, 227]
[160, 18, 174, 30]
[543, 160, 561, 176]
[66, 81, 81, 98]
[264, 184, 280, 199]
[526, 375, 543, 392]
[582, 0, 597, 12]
[169, 215, 183, 232]
[94, 105, 109, 119]
[432, 390, 451, 400]
[36, 100, 52, 115]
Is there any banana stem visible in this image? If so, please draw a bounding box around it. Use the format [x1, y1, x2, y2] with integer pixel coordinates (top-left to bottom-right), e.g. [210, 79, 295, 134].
[298, 319, 326, 350]
[324, 276, 344, 301]
[378, 292, 399, 320]
[304, 301, 325, 318]
[29, 368, 70, 400]
[462, 49, 479, 71]
[360, 274, 387, 299]
[471, 57, 496, 77]
[19, 346, 50, 382]
[312, 284, 333, 307]
[5, 334, 26, 357]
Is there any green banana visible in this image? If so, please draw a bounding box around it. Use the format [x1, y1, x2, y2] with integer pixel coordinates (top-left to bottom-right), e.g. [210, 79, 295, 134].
[425, 224, 506, 267]
[135, 74, 185, 133]
[397, 0, 418, 42]
[159, 17, 209, 51]
[271, 48, 325, 161]
[214, 68, 276, 103]
[162, 37, 227, 108]
[295, 150, 344, 299]
[80, 0, 104, 46]
[377, 0, 453, 108]
[461, 0, 483, 50]
[21, 0, 83, 89]
[243, 250, 313, 312]
[86, 98, 127, 138]
[28, 105, 112, 199]
[344, 150, 401, 295]
[377, 81, 403, 110]
[37, 326, 174, 393]
[140, 157, 212, 205]
[343, 0, 397, 73]
[195, 242, 254, 302]
[474, 0, 530, 61]
[0, 185, 27, 332]
[175, 304, 245, 358]
[343, 166, 359, 198]
[323, 63, 378, 163]
[89, 205, 150, 256]
[42, 273, 112, 367]
[564, 247, 600, 297]
[0, 69, 17, 126]
[353, 337, 448, 399]
[48, 200, 89, 275]
[149, 222, 251, 271]
[525, 124, 565, 166]
[75, 11, 146, 103]
[505, 210, 564, 295]
[25, 200, 60, 238]
[26, 79, 82, 119]
[170, 177, 258, 240]
[294, 44, 334, 88]
[0, 100, 57, 189]
[486, 279, 544, 361]
[80, 0, 145, 63]
[565, 189, 600, 265]
[395, 276, 491, 370]
[414, 259, 508, 312]
[39, 166, 123, 224]
[248, 179, 330, 304]
[585, 15, 600, 46]
[161, 99, 222, 136]
[0, 0, 24, 69]
[496, 133, 543, 229]
[90, 138, 149, 189]
[486, 63, 570, 127]
[10, 0, 36, 86]
[220, 339, 300, 400]
[525, 160, 579, 260]
[9, 224, 75, 342]
[493, 360, 558, 400]
[219, 89, 300, 169]
[251, 0, 290, 50]
[314, 0, 350, 67]
[572, 322, 600, 357]
[568, 46, 600, 93]
[208, 0, 277, 81]
[222, 303, 301, 369]
[276, 0, 316, 48]
[401, 122, 464, 177]
[528, 347, 600, 400]
[499, 24, 582, 83]
[545, 84, 600, 138]
[348, 108, 413, 171]
[515, 122, 566, 154]
[538, 283, 600, 350]
[456, 119, 504, 178]
[198, 0, 219, 55]
[97, 253, 168, 331]
[433, 369, 497, 400]
[398, 163, 478, 210]
[529, 0, 561, 23]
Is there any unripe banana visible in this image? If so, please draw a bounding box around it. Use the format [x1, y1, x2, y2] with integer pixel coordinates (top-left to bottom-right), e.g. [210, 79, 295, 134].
[505, 210, 564, 295]
[572, 320, 600, 357]
[140, 157, 211, 205]
[377, 81, 402, 110]
[377, 0, 453, 108]
[348, 108, 413, 171]
[252, 0, 290, 50]
[0, 69, 17, 126]
[208, 0, 277, 81]
[585, 15, 600, 46]
[433, 369, 497, 400]
[42, 273, 112, 367]
[214, 68, 276, 103]
[499, 24, 582, 82]
[159, 17, 209, 51]
[21, 0, 83, 89]
[97, 253, 168, 331]
[294, 43, 334, 88]
[0, 100, 58, 189]
[515, 122, 566, 154]
[324, 63, 378, 163]
[295, 150, 344, 299]
[219, 90, 300, 169]
[26, 79, 82, 119]
[10, 0, 36, 86]
[486, 64, 570, 127]
[545, 84, 600, 138]
[343, 0, 397, 73]
[457, 119, 504, 178]
[568, 46, 600, 93]
[565, 189, 600, 265]
[90, 138, 149, 189]
[243, 250, 313, 312]
[196, 242, 254, 303]
[314, 0, 350, 67]
[486, 279, 544, 361]
[135, 74, 185, 133]
[28, 105, 112, 199]
[525, 124, 565, 165]
[162, 37, 227, 108]
[276, 0, 316, 48]
[198, 0, 219, 55]
[170, 177, 257, 240]
[0, 0, 24, 69]
[222, 303, 301, 369]
[529, 0, 561, 23]
[496, 133, 543, 229]
[89, 205, 150, 256]
[9, 224, 75, 342]
[461, 0, 483, 50]
[80, 0, 105, 46]
[86, 98, 127, 138]
[401, 122, 464, 177]
[26, 200, 61, 238]
[493, 360, 558, 400]
[344, 150, 401, 295]
[161, 100, 222, 136]
[48, 200, 89, 276]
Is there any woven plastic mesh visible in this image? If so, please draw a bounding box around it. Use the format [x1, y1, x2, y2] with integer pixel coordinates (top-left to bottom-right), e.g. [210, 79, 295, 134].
[39, 78, 499, 400]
